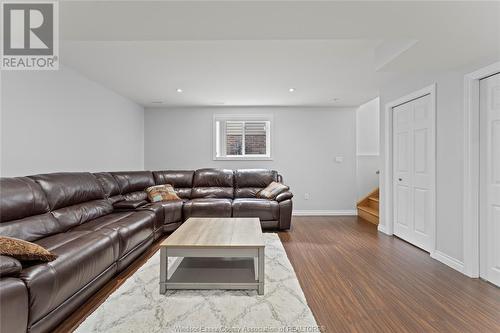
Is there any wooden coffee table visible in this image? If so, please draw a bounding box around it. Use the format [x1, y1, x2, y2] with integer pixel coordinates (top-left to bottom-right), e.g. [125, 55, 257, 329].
[159, 217, 265, 295]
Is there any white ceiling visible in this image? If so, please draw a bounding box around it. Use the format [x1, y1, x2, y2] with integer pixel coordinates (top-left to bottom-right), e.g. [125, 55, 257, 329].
[59, 1, 500, 107]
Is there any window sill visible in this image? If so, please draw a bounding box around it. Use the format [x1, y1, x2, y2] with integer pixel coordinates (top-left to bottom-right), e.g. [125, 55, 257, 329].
[213, 156, 273, 161]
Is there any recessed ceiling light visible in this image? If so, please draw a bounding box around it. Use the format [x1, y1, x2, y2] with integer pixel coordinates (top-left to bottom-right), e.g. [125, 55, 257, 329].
[151, 101, 164, 104]
[213, 101, 225, 105]
[176, 88, 183, 93]
[288, 88, 295, 92]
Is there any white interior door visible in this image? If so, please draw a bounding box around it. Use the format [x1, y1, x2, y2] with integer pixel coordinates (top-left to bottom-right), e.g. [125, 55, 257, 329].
[479, 73, 500, 286]
[393, 94, 435, 252]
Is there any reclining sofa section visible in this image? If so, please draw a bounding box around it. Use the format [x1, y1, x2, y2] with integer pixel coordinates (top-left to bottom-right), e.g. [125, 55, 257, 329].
[0, 168, 293, 333]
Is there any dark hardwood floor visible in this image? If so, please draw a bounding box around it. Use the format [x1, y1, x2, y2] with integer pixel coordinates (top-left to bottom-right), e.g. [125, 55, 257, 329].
[279, 217, 500, 333]
[55, 216, 500, 333]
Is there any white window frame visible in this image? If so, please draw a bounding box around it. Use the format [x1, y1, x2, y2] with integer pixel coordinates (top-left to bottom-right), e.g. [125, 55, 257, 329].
[213, 114, 273, 161]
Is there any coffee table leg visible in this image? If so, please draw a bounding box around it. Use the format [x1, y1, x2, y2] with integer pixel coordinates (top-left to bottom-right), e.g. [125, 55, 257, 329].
[254, 256, 258, 281]
[160, 248, 167, 294]
[258, 247, 265, 295]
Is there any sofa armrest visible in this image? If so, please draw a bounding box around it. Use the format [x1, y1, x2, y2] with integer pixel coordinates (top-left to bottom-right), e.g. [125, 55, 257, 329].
[278, 199, 292, 230]
[113, 199, 148, 210]
[0, 277, 29, 333]
[276, 191, 293, 202]
[0, 255, 22, 278]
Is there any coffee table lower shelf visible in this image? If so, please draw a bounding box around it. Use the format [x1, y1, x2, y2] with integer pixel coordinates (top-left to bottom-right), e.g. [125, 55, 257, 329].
[160, 248, 265, 295]
[161, 257, 260, 291]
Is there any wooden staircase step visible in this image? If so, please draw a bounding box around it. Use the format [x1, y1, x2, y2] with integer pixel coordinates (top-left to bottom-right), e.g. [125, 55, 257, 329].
[357, 187, 379, 225]
[357, 205, 379, 217]
[368, 197, 379, 210]
[357, 205, 379, 225]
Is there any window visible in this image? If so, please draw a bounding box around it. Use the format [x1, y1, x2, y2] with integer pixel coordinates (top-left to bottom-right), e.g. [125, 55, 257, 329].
[214, 115, 272, 160]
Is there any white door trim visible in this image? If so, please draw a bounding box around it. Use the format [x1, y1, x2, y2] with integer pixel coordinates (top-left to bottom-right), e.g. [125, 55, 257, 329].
[463, 61, 500, 278]
[380, 83, 437, 255]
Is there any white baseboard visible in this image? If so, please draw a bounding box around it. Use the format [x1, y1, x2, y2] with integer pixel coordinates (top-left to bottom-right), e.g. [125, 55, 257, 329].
[431, 250, 465, 273]
[292, 210, 357, 216]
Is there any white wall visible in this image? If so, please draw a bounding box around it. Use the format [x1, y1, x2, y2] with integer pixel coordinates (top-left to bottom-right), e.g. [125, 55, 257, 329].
[356, 97, 380, 155]
[145, 107, 357, 212]
[379, 59, 498, 269]
[0, 65, 144, 176]
[356, 97, 380, 199]
[356, 156, 379, 200]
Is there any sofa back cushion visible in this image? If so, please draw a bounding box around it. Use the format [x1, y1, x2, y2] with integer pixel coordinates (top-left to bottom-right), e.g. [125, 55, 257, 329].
[153, 170, 194, 199]
[234, 169, 278, 198]
[0, 177, 61, 241]
[0, 177, 49, 222]
[30, 173, 104, 209]
[191, 169, 234, 199]
[29, 173, 112, 231]
[111, 171, 155, 201]
[93, 172, 124, 204]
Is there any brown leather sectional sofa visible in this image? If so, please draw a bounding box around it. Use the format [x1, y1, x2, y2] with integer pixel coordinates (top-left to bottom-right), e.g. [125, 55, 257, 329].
[0, 168, 293, 333]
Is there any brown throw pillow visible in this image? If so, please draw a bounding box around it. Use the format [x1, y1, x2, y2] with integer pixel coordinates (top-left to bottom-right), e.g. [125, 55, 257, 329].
[145, 184, 181, 202]
[0, 236, 58, 262]
[257, 181, 289, 200]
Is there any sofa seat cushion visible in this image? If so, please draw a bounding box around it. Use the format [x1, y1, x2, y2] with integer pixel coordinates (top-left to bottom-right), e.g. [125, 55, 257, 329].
[183, 199, 232, 218]
[21, 230, 118, 325]
[70, 212, 130, 232]
[139, 204, 163, 230]
[71, 211, 155, 257]
[232, 198, 279, 221]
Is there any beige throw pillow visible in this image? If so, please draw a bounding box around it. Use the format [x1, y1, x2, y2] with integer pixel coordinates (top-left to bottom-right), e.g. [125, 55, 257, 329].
[145, 184, 181, 202]
[257, 181, 289, 200]
[0, 236, 58, 262]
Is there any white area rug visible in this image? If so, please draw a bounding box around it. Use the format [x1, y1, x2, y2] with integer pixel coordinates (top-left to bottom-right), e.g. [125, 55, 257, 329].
[75, 233, 319, 333]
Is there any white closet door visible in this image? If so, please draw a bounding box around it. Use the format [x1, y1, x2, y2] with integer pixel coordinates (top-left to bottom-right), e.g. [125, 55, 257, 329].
[393, 94, 434, 252]
[480, 73, 500, 287]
